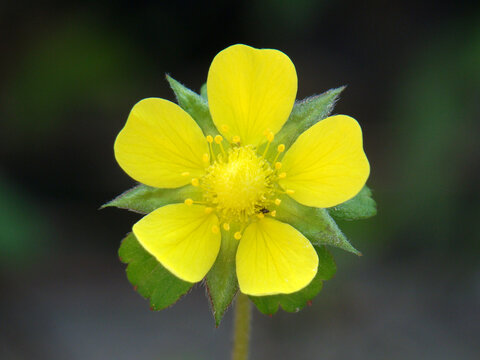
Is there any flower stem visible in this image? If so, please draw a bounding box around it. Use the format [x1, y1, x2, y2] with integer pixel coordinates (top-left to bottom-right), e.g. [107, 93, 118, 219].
[232, 292, 252, 360]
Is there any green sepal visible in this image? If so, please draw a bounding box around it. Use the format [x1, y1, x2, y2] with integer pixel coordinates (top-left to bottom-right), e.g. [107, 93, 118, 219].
[274, 194, 361, 255]
[273, 86, 346, 151]
[206, 228, 239, 327]
[328, 186, 377, 221]
[250, 245, 336, 315]
[101, 184, 202, 214]
[166, 75, 218, 136]
[118, 233, 194, 311]
[200, 83, 208, 100]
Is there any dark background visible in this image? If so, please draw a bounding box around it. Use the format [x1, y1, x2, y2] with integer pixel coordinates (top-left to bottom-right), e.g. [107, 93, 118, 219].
[1, 1, 479, 359]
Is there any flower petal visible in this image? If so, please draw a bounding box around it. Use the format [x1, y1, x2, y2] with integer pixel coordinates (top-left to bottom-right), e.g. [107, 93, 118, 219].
[279, 115, 370, 208]
[114, 98, 208, 188]
[132, 204, 221, 283]
[236, 218, 318, 296]
[207, 44, 297, 145]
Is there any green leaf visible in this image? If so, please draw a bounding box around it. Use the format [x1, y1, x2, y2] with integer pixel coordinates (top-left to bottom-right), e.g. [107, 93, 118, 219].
[250, 246, 336, 315]
[273, 86, 346, 151]
[274, 194, 361, 255]
[206, 229, 239, 326]
[328, 186, 377, 221]
[118, 233, 194, 311]
[166, 75, 218, 136]
[101, 184, 202, 214]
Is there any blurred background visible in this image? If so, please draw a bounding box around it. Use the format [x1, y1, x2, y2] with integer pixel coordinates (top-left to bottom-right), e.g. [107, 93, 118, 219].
[1, 0, 479, 359]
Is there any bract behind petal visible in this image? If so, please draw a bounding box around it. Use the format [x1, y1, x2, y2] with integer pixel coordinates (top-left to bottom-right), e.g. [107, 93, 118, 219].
[279, 115, 370, 208]
[114, 98, 208, 188]
[133, 204, 221, 283]
[236, 218, 318, 296]
[207, 44, 297, 145]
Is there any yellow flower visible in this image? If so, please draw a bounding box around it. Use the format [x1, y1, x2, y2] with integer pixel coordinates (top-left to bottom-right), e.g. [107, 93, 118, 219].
[114, 44, 370, 296]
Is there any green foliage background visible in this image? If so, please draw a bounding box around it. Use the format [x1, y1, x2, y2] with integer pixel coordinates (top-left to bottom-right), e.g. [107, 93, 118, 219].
[0, 1, 478, 359]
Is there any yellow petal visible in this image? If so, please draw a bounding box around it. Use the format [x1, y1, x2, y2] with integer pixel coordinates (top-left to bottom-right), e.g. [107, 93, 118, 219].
[236, 218, 318, 296]
[207, 44, 297, 145]
[132, 204, 221, 283]
[114, 98, 208, 188]
[279, 115, 370, 208]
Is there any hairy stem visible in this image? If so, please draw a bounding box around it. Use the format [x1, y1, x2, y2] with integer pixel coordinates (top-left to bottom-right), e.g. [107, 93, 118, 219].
[232, 292, 252, 360]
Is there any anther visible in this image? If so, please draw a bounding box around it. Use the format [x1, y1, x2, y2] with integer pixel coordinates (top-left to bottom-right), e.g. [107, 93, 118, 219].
[205, 207, 213, 214]
[191, 178, 199, 187]
[270, 210, 277, 217]
[211, 225, 220, 234]
[275, 162, 282, 170]
[232, 135, 241, 144]
[223, 223, 230, 231]
[184, 198, 193, 206]
[266, 132, 274, 143]
[278, 172, 287, 179]
[181, 171, 190, 177]
[206, 135, 213, 143]
[274, 198, 282, 206]
[234, 231, 242, 240]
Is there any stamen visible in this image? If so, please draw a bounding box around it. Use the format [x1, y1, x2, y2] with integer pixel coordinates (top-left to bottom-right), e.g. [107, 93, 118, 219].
[214, 135, 226, 155]
[276, 188, 296, 195]
[273, 144, 285, 163]
[262, 131, 274, 157]
[223, 223, 230, 231]
[234, 231, 242, 240]
[185, 198, 207, 206]
[206, 135, 216, 161]
[275, 162, 282, 170]
[270, 210, 277, 217]
[274, 198, 282, 206]
[211, 225, 220, 234]
[232, 135, 241, 144]
[191, 178, 199, 187]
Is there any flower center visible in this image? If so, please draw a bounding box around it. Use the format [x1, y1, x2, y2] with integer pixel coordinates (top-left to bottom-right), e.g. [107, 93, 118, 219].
[185, 133, 292, 238]
[202, 146, 274, 223]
